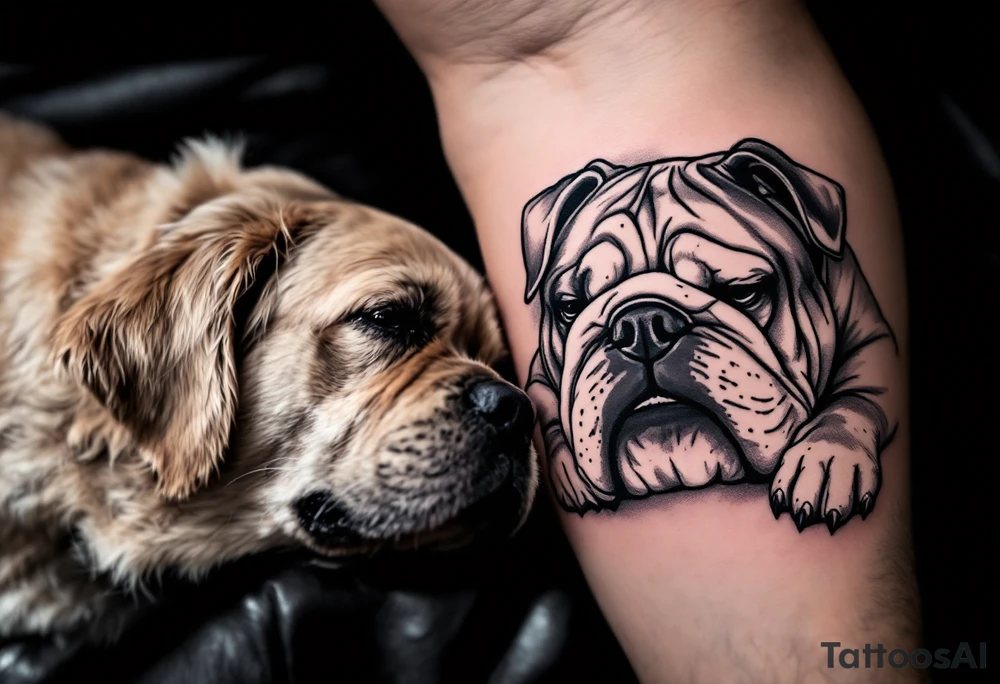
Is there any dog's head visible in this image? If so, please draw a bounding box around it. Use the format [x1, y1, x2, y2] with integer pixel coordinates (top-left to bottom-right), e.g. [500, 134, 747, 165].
[522, 139, 845, 499]
[54, 143, 537, 559]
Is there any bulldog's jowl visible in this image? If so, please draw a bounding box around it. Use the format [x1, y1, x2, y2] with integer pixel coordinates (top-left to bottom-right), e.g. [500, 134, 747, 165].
[521, 138, 898, 534]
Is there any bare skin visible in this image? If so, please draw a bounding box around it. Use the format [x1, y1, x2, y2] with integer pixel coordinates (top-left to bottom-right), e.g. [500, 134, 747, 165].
[375, 1, 922, 681]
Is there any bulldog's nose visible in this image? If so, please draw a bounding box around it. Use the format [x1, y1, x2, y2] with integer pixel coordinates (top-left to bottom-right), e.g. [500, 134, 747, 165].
[610, 303, 690, 362]
[467, 380, 535, 439]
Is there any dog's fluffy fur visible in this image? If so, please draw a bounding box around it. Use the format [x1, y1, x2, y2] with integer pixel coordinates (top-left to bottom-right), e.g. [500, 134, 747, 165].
[0, 114, 537, 637]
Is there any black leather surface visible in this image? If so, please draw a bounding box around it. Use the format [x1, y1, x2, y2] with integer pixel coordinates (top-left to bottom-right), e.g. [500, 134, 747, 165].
[0, 2, 994, 683]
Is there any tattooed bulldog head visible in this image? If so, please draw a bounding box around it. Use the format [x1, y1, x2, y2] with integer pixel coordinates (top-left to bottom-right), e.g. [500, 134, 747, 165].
[522, 139, 891, 516]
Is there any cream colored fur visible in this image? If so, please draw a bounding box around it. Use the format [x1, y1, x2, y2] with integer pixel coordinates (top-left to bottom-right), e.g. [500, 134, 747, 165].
[0, 114, 536, 637]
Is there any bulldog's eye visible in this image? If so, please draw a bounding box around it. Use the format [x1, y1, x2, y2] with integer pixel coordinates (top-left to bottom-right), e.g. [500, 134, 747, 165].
[355, 304, 430, 346]
[727, 284, 765, 307]
[752, 174, 775, 198]
[554, 295, 586, 325]
[720, 278, 774, 323]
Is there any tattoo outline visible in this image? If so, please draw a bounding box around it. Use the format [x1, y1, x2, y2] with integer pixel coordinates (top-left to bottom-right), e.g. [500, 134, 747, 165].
[520, 138, 898, 533]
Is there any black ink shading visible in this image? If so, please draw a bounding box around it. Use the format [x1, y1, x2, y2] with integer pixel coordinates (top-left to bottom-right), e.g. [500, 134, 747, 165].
[521, 138, 898, 534]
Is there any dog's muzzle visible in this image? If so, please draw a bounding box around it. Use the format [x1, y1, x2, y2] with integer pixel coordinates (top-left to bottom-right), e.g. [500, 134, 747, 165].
[559, 272, 809, 499]
[597, 297, 746, 496]
[295, 379, 535, 555]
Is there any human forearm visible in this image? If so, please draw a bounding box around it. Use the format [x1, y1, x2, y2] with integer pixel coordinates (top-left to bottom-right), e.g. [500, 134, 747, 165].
[378, 1, 920, 681]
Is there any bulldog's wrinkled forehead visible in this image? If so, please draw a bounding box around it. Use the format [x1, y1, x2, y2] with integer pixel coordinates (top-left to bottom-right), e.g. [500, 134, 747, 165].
[547, 155, 813, 283]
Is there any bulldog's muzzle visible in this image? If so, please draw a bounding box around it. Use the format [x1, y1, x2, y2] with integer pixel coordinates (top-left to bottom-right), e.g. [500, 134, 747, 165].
[559, 272, 811, 499]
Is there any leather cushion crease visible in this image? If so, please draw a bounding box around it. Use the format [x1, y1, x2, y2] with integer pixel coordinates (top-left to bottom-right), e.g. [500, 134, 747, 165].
[0, 2, 993, 683]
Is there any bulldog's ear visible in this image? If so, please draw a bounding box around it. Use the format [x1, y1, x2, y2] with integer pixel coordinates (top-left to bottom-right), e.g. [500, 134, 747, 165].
[522, 161, 616, 301]
[717, 138, 846, 258]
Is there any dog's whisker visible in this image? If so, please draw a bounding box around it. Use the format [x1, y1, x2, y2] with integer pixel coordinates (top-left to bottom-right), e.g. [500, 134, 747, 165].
[224, 465, 291, 487]
[313, 496, 334, 523]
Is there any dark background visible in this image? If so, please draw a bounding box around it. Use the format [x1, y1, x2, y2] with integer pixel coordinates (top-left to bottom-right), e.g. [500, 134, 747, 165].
[0, 2, 993, 683]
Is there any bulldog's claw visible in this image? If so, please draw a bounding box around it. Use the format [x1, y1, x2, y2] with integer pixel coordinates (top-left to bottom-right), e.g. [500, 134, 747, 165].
[825, 509, 842, 535]
[770, 424, 881, 534]
[859, 493, 874, 520]
[770, 490, 785, 519]
[794, 502, 813, 532]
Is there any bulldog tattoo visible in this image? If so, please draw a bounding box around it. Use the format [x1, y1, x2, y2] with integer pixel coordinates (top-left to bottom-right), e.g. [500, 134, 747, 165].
[522, 138, 898, 534]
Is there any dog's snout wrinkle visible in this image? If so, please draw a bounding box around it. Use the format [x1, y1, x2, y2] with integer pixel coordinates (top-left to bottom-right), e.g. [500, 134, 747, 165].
[610, 302, 690, 362]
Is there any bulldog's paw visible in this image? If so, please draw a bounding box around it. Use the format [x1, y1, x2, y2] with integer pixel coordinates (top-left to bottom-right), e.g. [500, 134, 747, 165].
[769, 421, 880, 534]
[548, 442, 613, 513]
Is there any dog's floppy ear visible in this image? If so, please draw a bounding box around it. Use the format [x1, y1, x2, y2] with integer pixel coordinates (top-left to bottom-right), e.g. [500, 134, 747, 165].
[715, 138, 845, 258]
[53, 193, 325, 500]
[522, 160, 616, 302]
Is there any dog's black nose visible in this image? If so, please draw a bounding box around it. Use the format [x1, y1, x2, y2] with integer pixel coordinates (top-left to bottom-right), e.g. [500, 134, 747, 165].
[467, 380, 534, 437]
[295, 490, 358, 544]
[610, 302, 690, 362]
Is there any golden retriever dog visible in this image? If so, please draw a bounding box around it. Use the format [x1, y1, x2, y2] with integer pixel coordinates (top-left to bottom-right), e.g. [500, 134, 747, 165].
[0, 113, 537, 638]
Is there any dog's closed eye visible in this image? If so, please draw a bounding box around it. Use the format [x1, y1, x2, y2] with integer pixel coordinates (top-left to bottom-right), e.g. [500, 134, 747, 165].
[351, 302, 434, 348]
[711, 275, 776, 327]
[553, 293, 587, 327]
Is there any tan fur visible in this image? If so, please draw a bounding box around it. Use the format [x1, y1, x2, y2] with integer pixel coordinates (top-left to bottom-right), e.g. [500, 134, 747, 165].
[0, 114, 536, 637]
